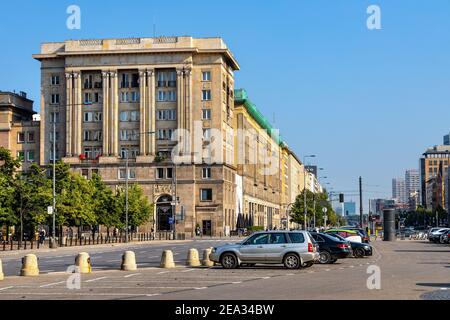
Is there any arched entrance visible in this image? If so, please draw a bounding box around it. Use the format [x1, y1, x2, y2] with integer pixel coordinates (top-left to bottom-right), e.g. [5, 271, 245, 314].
[156, 195, 173, 232]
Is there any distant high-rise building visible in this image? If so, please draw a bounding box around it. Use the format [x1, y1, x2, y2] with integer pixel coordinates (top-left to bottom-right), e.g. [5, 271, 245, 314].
[392, 178, 407, 205]
[405, 169, 420, 198]
[444, 133, 450, 146]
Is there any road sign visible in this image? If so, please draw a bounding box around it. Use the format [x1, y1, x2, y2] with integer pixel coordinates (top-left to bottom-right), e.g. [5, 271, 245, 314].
[322, 207, 328, 213]
[47, 206, 54, 215]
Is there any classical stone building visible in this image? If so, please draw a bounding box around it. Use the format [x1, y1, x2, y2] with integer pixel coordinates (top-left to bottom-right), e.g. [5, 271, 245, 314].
[234, 89, 283, 230]
[0, 91, 40, 171]
[33, 36, 239, 237]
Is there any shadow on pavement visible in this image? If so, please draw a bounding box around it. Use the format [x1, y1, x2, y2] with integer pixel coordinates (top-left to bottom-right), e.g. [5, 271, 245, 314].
[416, 282, 450, 288]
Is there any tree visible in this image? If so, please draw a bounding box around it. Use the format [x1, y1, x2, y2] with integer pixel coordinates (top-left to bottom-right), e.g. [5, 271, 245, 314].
[0, 147, 20, 235]
[290, 190, 339, 228]
[14, 164, 52, 238]
[116, 184, 154, 231]
[90, 174, 122, 237]
[0, 147, 20, 177]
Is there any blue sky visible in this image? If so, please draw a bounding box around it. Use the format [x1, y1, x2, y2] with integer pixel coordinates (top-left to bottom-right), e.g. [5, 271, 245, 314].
[1, 0, 450, 209]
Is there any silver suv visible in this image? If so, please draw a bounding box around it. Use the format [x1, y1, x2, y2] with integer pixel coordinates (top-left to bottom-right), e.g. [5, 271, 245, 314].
[209, 230, 319, 269]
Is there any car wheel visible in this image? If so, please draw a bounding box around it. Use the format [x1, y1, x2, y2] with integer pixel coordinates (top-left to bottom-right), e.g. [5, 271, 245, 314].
[283, 253, 301, 269]
[354, 248, 365, 258]
[220, 253, 238, 269]
[319, 251, 332, 264]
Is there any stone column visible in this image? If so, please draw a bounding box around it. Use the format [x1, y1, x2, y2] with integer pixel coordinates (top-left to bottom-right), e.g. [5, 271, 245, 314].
[184, 68, 192, 155]
[73, 72, 82, 156]
[147, 69, 156, 155]
[139, 70, 147, 155]
[110, 72, 119, 157]
[102, 71, 110, 156]
[177, 69, 184, 131]
[65, 73, 73, 157]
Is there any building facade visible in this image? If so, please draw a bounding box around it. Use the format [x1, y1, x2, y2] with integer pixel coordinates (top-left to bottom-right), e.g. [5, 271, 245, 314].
[392, 177, 407, 205]
[34, 36, 240, 237]
[0, 91, 40, 171]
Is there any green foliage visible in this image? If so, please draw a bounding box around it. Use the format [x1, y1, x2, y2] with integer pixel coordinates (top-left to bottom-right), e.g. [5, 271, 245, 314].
[290, 190, 339, 227]
[116, 184, 154, 228]
[0, 174, 16, 225]
[90, 174, 122, 229]
[0, 147, 20, 177]
[247, 226, 264, 232]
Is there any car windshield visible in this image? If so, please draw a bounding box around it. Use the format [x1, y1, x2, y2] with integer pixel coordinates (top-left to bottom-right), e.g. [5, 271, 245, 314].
[325, 233, 347, 242]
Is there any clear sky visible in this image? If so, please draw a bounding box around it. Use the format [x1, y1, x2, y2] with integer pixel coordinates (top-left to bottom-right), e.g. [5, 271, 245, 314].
[1, 0, 450, 209]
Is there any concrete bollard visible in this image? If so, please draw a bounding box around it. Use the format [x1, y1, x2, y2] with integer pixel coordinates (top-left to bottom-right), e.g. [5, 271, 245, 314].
[202, 248, 214, 267]
[186, 248, 201, 267]
[20, 254, 39, 276]
[160, 250, 175, 268]
[75, 252, 92, 274]
[121, 251, 137, 271]
[0, 258, 4, 280]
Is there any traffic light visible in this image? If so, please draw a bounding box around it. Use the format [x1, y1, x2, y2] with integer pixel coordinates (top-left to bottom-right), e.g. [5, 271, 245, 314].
[339, 193, 345, 203]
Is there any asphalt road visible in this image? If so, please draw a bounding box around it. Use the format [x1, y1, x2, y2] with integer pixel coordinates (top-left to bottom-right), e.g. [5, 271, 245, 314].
[0, 239, 448, 300]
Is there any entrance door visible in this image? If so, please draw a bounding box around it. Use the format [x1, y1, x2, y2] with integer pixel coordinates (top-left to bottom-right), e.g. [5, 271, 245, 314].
[202, 220, 211, 236]
[157, 195, 173, 232]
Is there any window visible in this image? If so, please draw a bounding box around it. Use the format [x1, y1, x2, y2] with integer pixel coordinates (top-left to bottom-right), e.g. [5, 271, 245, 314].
[51, 94, 60, 105]
[202, 71, 211, 81]
[119, 169, 136, 180]
[17, 151, 25, 162]
[246, 233, 269, 245]
[157, 72, 166, 87]
[84, 92, 92, 104]
[131, 73, 139, 88]
[120, 111, 129, 122]
[51, 75, 60, 86]
[27, 132, 35, 143]
[49, 131, 59, 142]
[94, 92, 101, 103]
[156, 168, 164, 179]
[84, 131, 91, 141]
[49, 150, 59, 161]
[121, 74, 130, 88]
[130, 111, 140, 122]
[168, 71, 177, 87]
[167, 168, 173, 179]
[269, 233, 287, 244]
[157, 91, 165, 102]
[202, 90, 211, 101]
[120, 92, 129, 103]
[202, 109, 211, 120]
[94, 112, 102, 122]
[289, 233, 305, 243]
[168, 110, 176, 120]
[157, 110, 176, 120]
[50, 112, 59, 123]
[203, 129, 211, 141]
[17, 132, 25, 143]
[131, 91, 140, 102]
[84, 75, 93, 89]
[167, 91, 176, 102]
[84, 112, 94, 122]
[200, 189, 213, 201]
[202, 167, 212, 179]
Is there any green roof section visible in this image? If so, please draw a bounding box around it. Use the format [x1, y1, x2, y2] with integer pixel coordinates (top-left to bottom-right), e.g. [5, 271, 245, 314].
[234, 89, 286, 147]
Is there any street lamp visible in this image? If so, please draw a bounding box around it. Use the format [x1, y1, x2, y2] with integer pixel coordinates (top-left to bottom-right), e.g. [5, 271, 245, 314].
[303, 155, 316, 230]
[125, 131, 156, 243]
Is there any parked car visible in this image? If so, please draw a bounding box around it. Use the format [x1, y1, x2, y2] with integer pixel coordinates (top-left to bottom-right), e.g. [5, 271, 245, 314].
[326, 233, 373, 258]
[427, 227, 442, 240]
[429, 228, 450, 243]
[324, 229, 363, 243]
[309, 232, 352, 264]
[341, 226, 371, 243]
[439, 230, 450, 244]
[209, 231, 320, 269]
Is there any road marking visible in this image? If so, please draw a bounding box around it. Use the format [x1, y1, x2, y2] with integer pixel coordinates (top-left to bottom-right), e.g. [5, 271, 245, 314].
[157, 271, 170, 275]
[86, 277, 108, 283]
[339, 267, 344, 270]
[40, 281, 65, 288]
[41, 270, 55, 273]
[146, 294, 161, 297]
[349, 266, 355, 268]
[0, 286, 14, 291]
[231, 281, 242, 284]
[140, 251, 147, 254]
[195, 287, 208, 290]
[307, 271, 315, 273]
[149, 256, 159, 259]
[261, 277, 271, 279]
[107, 260, 121, 263]
[181, 269, 195, 273]
[325, 269, 331, 272]
[124, 273, 141, 278]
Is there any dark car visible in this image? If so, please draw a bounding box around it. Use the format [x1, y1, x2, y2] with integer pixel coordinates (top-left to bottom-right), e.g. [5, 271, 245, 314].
[310, 232, 352, 264]
[326, 233, 373, 258]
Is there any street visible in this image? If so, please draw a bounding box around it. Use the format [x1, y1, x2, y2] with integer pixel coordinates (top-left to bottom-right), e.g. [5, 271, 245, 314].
[0, 239, 448, 300]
